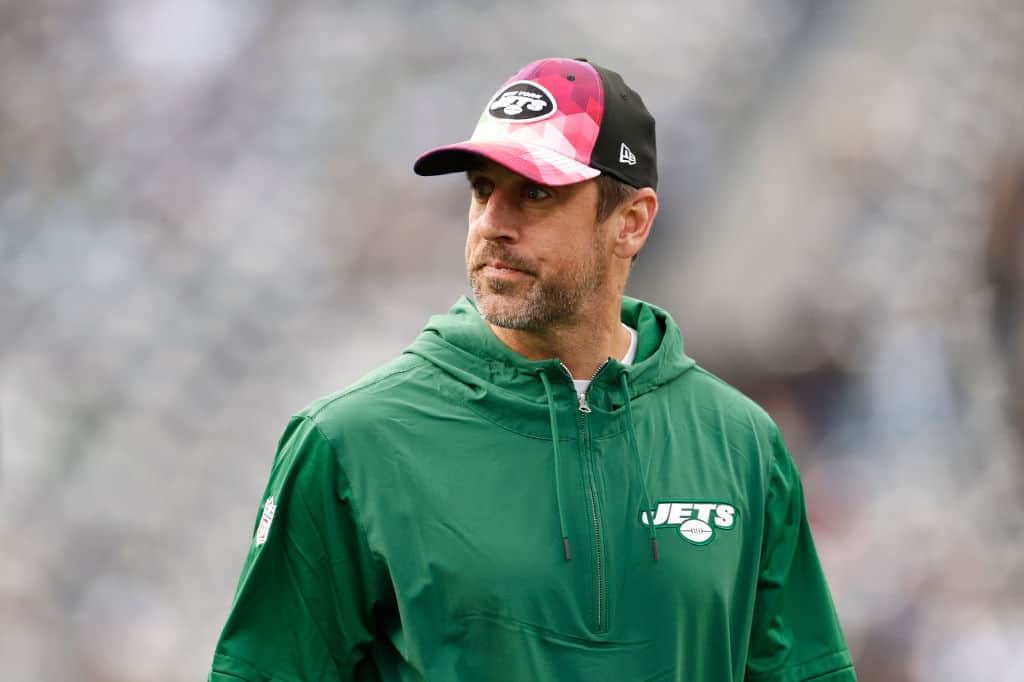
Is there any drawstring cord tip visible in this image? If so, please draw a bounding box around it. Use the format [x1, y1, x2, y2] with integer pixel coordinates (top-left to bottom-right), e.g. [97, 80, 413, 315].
[563, 537, 572, 561]
[651, 538, 660, 562]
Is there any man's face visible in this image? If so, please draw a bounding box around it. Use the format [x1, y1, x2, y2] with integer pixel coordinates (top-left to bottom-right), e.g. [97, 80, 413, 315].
[465, 159, 612, 331]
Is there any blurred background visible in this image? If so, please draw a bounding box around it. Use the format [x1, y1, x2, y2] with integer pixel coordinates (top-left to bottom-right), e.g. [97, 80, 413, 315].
[2, 0, 1023, 679]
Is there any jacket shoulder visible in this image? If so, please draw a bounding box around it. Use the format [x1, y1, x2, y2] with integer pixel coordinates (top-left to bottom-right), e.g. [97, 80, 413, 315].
[297, 353, 438, 437]
[674, 365, 791, 488]
[679, 364, 780, 437]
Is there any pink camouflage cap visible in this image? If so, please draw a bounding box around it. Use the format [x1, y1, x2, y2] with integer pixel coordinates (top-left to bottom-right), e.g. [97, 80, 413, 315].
[414, 58, 657, 189]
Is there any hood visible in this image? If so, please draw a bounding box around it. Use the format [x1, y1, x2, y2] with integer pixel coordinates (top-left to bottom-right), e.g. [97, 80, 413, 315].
[403, 295, 696, 439]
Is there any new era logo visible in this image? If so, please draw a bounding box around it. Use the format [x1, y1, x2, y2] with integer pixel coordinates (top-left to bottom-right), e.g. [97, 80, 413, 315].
[619, 142, 637, 165]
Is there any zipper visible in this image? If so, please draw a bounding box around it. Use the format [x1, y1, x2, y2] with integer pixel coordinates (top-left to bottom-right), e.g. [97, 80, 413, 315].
[587, 467, 605, 630]
[560, 360, 609, 631]
[563, 361, 606, 415]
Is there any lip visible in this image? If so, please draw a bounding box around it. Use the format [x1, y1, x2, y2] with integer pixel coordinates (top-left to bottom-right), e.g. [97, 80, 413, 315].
[481, 261, 532, 276]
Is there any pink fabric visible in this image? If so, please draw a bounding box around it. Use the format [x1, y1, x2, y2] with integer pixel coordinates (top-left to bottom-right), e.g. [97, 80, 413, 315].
[416, 59, 607, 186]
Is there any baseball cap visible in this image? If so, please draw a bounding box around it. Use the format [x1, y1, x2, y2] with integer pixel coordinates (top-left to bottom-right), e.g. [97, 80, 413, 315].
[414, 57, 657, 189]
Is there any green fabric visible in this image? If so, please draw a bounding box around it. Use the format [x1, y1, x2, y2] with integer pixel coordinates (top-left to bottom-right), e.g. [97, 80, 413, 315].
[210, 296, 856, 681]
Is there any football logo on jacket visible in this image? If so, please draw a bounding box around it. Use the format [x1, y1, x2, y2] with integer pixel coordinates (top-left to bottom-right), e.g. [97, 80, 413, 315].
[639, 501, 736, 545]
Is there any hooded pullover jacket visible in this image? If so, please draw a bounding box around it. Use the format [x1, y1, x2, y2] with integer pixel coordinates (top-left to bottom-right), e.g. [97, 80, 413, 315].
[210, 297, 856, 682]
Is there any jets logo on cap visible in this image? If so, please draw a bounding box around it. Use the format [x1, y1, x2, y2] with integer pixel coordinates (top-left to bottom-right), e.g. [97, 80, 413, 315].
[486, 81, 557, 122]
[640, 500, 736, 546]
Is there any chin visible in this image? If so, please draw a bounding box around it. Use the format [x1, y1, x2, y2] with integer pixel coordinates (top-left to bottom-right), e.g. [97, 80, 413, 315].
[475, 294, 536, 331]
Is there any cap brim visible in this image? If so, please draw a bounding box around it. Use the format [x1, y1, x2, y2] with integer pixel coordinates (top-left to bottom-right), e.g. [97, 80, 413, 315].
[414, 140, 601, 187]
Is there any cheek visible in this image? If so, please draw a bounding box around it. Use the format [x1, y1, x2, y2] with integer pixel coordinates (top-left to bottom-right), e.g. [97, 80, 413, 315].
[465, 229, 485, 271]
[465, 207, 483, 242]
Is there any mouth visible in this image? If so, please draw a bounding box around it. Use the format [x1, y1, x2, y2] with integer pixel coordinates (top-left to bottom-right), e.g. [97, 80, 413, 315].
[483, 264, 528, 276]
[477, 259, 534, 277]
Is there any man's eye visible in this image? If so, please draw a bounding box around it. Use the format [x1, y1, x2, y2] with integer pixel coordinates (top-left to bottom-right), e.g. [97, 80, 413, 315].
[524, 186, 550, 201]
[471, 179, 494, 199]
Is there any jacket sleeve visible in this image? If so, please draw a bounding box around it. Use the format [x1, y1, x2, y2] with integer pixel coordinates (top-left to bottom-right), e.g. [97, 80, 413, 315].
[209, 416, 382, 682]
[744, 430, 857, 682]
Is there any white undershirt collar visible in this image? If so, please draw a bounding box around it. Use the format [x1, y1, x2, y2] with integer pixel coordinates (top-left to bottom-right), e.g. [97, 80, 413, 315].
[572, 323, 638, 396]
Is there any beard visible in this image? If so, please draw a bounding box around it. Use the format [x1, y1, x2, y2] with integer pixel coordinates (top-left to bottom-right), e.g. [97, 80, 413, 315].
[467, 238, 609, 331]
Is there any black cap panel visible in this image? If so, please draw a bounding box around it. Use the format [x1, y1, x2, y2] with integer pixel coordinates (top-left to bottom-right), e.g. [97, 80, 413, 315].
[588, 62, 658, 190]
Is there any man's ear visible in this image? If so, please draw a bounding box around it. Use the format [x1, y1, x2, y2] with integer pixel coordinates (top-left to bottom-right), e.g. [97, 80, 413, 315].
[613, 188, 658, 260]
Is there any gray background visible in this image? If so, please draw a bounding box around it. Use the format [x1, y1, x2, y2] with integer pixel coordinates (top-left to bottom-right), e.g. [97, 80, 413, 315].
[3, 0, 1024, 680]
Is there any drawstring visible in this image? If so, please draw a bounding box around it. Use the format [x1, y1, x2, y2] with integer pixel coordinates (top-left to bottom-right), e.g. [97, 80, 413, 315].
[538, 368, 658, 563]
[619, 372, 660, 561]
[538, 371, 572, 561]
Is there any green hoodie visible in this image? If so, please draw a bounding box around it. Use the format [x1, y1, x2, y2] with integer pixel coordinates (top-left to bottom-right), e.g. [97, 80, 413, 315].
[209, 297, 855, 682]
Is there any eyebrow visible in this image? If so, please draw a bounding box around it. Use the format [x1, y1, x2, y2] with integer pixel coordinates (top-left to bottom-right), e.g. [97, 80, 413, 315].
[466, 166, 558, 193]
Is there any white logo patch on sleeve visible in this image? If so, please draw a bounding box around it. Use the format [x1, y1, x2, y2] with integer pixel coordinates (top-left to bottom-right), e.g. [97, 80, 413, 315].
[254, 496, 277, 546]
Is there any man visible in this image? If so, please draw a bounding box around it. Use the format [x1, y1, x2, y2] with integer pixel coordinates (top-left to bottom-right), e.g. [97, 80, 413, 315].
[209, 57, 856, 682]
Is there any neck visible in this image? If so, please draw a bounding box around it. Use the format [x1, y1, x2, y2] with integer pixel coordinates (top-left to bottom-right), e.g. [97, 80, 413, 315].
[487, 298, 630, 379]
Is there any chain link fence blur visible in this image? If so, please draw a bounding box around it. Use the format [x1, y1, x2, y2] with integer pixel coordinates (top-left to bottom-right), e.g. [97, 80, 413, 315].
[2, 0, 1023, 680]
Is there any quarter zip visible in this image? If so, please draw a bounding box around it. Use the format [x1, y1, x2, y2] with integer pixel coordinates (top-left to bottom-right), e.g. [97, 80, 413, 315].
[562, 361, 606, 414]
[560, 360, 610, 631]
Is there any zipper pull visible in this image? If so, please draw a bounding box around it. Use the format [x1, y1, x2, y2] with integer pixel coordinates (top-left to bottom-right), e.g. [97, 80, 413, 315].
[577, 392, 592, 413]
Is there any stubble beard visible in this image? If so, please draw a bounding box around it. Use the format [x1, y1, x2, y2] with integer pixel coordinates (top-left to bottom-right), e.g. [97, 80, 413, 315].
[468, 242, 608, 332]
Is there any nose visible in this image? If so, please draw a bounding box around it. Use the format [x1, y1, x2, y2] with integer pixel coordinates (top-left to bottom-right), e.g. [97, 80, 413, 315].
[472, 187, 521, 243]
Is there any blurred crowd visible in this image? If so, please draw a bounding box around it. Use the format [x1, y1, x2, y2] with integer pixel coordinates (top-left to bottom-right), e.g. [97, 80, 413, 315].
[2, 0, 1023, 680]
